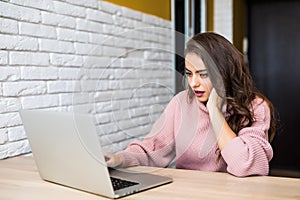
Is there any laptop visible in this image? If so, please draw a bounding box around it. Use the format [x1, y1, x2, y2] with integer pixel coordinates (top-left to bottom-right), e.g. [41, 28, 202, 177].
[19, 109, 172, 199]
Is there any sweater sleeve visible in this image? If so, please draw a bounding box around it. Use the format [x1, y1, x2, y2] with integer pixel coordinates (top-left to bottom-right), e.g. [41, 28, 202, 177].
[117, 96, 178, 168]
[221, 99, 273, 177]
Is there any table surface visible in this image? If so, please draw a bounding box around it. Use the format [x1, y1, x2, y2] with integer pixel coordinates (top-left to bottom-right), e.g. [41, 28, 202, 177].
[1, 156, 300, 200]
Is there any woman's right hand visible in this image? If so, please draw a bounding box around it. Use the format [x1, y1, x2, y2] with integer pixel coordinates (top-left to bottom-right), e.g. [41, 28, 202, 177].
[103, 151, 124, 168]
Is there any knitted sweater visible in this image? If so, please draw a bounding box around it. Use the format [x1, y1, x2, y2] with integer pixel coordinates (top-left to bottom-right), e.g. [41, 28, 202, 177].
[118, 90, 273, 177]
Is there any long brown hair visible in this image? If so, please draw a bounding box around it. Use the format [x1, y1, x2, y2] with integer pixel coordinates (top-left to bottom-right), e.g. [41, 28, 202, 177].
[185, 32, 276, 142]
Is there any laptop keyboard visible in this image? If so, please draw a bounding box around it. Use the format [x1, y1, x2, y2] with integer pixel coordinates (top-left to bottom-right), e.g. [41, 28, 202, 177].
[110, 177, 139, 191]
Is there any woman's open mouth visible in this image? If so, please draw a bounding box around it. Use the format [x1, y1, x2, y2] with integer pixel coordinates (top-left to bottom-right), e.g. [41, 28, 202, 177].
[194, 90, 205, 97]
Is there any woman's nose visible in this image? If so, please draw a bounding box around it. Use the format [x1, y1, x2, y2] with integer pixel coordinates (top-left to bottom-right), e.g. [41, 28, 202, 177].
[190, 75, 201, 87]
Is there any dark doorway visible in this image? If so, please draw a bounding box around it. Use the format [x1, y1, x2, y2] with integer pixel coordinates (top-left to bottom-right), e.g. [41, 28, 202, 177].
[248, 0, 300, 177]
[174, 0, 202, 94]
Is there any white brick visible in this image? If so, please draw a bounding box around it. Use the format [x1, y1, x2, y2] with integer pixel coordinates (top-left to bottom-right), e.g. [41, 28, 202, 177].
[121, 7, 142, 20]
[83, 56, 111, 68]
[99, 123, 119, 135]
[47, 80, 79, 93]
[133, 21, 149, 29]
[59, 93, 80, 106]
[0, 67, 20, 81]
[10, 52, 49, 66]
[87, 9, 113, 24]
[111, 112, 133, 125]
[95, 112, 111, 124]
[89, 33, 108, 45]
[142, 14, 161, 26]
[144, 32, 160, 43]
[0, 128, 8, 144]
[0, 51, 8, 65]
[144, 51, 170, 61]
[119, 79, 141, 89]
[76, 18, 104, 33]
[3, 81, 46, 96]
[106, 89, 132, 101]
[127, 50, 144, 59]
[8, 126, 26, 142]
[0, 2, 41, 23]
[72, 103, 95, 113]
[59, 93, 72, 106]
[99, 1, 120, 14]
[19, 22, 56, 39]
[101, 132, 127, 146]
[53, 1, 86, 18]
[85, 68, 109, 79]
[125, 125, 149, 138]
[0, 112, 22, 128]
[39, 39, 74, 53]
[0, 18, 18, 34]
[80, 80, 105, 92]
[102, 24, 124, 35]
[68, 92, 90, 105]
[21, 95, 59, 109]
[214, 0, 233, 42]
[74, 42, 102, 56]
[50, 53, 83, 67]
[59, 68, 82, 80]
[121, 58, 142, 68]
[0, 34, 38, 51]
[94, 91, 114, 102]
[111, 37, 135, 48]
[7, 140, 31, 157]
[95, 101, 114, 113]
[21, 66, 58, 80]
[102, 46, 127, 57]
[0, 143, 9, 159]
[10, 0, 54, 11]
[0, 98, 22, 114]
[41, 11, 76, 29]
[65, 0, 98, 8]
[57, 28, 89, 43]
[114, 16, 135, 29]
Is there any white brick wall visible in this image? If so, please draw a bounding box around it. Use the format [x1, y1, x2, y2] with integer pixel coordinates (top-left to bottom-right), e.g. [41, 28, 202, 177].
[0, 0, 173, 159]
[214, 0, 233, 42]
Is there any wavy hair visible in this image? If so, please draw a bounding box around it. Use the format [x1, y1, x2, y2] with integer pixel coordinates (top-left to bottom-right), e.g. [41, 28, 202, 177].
[185, 32, 276, 142]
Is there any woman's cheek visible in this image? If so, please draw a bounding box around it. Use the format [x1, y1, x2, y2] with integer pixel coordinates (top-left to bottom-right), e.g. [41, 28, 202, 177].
[204, 79, 213, 92]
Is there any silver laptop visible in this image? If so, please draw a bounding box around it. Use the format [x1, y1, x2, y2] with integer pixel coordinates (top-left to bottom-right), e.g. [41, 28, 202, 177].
[20, 109, 172, 199]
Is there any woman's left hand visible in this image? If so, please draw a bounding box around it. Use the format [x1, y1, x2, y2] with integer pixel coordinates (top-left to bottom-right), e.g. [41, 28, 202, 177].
[207, 88, 236, 150]
[207, 88, 223, 112]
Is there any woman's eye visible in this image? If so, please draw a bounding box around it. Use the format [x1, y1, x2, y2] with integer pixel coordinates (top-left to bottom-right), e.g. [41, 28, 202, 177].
[185, 72, 192, 77]
[200, 73, 208, 78]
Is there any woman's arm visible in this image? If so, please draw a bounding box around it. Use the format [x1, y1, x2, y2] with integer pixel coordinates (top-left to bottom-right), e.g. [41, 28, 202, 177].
[207, 89, 273, 177]
[207, 89, 237, 150]
[105, 94, 180, 168]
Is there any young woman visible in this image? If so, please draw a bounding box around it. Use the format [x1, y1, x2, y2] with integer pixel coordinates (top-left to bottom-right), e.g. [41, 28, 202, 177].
[104, 32, 276, 177]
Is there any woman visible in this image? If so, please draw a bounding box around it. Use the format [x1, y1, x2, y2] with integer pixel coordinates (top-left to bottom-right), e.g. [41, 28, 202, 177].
[104, 32, 276, 177]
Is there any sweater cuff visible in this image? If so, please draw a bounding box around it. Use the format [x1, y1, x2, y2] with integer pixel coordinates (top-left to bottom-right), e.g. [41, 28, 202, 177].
[221, 137, 245, 162]
[117, 151, 139, 168]
[220, 137, 248, 176]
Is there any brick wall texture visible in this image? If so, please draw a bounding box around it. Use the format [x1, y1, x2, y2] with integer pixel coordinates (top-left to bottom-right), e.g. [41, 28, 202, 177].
[0, 0, 174, 159]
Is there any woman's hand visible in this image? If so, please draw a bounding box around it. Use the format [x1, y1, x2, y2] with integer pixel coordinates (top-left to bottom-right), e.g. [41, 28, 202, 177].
[207, 88, 236, 150]
[207, 88, 223, 112]
[103, 151, 124, 168]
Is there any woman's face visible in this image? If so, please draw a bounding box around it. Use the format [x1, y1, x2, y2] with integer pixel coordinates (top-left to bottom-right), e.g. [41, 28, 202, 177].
[185, 53, 213, 103]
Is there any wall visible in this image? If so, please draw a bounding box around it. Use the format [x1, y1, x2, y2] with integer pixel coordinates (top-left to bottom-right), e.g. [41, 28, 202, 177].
[214, 0, 233, 42]
[103, 0, 171, 20]
[0, 0, 173, 159]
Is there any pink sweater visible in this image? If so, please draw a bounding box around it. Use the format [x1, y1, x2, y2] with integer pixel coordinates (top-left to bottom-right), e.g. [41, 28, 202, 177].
[118, 90, 273, 177]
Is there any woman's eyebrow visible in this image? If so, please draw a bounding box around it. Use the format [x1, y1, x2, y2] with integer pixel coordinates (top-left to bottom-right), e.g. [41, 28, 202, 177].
[196, 69, 207, 73]
[185, 68, 207, 72]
